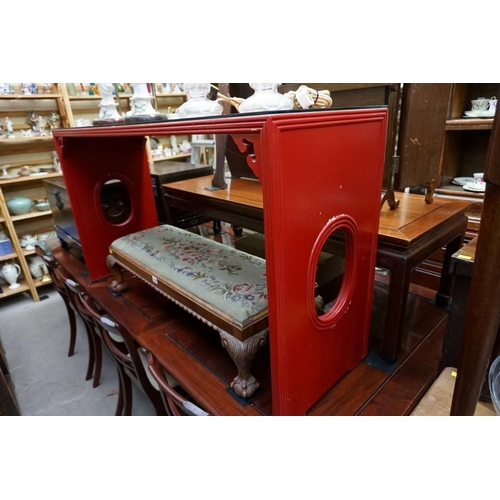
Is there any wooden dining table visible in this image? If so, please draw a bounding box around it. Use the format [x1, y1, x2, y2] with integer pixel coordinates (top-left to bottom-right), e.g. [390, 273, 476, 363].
[163, 176, 471, 364]
[50, 245, 268, 416]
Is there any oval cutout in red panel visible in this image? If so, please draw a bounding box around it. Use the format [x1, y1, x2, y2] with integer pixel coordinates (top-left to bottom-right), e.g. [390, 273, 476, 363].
[308, 214, 358, 331]
[97, 178, 132, 226]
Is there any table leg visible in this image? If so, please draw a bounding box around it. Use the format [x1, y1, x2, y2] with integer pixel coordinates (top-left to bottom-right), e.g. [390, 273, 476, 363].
[435, 218, 467, 307]
[377, 254, 414, 363]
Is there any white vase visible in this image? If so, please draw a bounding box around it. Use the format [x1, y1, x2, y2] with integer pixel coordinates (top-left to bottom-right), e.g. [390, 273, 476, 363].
[128, 83, 158, 117]
[1, 263, 21, 289]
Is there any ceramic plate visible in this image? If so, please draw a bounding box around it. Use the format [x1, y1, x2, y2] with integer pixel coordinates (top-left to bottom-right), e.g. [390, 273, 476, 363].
[463, 182, 486, 192]
[463, 110, 495, 118]
[0, 174, 20, 180]
[452, 177, 474, 186]
[464, 111, 481, 118]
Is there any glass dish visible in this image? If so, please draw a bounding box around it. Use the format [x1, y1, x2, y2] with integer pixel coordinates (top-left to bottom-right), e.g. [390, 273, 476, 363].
[489, 355, 500, 415]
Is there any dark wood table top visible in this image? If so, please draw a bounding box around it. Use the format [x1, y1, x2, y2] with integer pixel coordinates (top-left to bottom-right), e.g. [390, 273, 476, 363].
[51, 246, 268, 416]
[164, 176, 471, 248]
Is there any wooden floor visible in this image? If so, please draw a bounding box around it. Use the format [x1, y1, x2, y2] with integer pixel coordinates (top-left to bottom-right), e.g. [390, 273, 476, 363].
[412, 367, 495, 416]
[185, 221, 471, 416]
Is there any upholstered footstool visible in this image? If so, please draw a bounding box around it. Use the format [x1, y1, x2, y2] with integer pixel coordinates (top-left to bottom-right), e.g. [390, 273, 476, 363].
[106, 224, 269, 399]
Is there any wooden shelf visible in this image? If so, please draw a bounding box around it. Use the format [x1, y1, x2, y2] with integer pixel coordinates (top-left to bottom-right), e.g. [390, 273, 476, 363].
[22, 249, 36, 257]
[445, 118, 494, 131]
[155, 93, 187, 98]
[152, 153, 191, 163]
[0, 136, 55, 147]
[0, 94, 62, 100]
[68, 94, 100, 100]
[10, 210, 52, 222]
[0, 279, 30, 299]
[33, 277, 52, 287]
[117, 93, 186, 99]
[0, 172, 62, 186]
[0, 252, 17, 262]
[435, 184, 485, 200]
[69, 93, 187, 101]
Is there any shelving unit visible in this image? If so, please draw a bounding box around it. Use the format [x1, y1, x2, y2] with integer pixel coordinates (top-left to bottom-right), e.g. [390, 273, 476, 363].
[398, 83, 498, 292]
[0, 84, 68, 301]
[434, 83, 498, 239]
[60, 83, 195, 167]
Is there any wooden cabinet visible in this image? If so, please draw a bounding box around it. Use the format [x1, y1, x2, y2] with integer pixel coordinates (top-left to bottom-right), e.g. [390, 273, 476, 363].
[394, 84, 499, 290]
[0, 83, 67, 301]
[435, 83, 499, 235]
[392, 84, 498, 229]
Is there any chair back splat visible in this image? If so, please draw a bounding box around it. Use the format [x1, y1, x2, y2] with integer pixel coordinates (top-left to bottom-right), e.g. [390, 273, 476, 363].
[143, 348, 209, 416]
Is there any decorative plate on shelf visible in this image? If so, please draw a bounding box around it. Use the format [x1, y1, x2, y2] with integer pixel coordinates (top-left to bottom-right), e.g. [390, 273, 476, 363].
[452, 177, 474, 186]
[463, 182, 486, 193]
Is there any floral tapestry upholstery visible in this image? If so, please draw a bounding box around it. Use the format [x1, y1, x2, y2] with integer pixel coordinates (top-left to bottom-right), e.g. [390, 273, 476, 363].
[110, 225, 268, 323]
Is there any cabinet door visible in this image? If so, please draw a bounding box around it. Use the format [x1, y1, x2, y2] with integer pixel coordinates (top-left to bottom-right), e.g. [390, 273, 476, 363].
[395, 83, 453, 190]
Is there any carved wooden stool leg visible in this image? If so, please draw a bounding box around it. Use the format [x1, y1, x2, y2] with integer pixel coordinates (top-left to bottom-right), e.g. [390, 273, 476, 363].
[219, 330, 268, 399]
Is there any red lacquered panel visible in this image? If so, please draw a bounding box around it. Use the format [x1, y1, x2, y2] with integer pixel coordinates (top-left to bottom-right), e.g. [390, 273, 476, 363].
[258, 110, 388, 415]
[54, 136, 158, 281]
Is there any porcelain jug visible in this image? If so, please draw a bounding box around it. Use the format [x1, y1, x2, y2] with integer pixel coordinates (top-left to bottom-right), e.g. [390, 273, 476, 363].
[0, 262, 21, 289]
[28, 256, 48, 279]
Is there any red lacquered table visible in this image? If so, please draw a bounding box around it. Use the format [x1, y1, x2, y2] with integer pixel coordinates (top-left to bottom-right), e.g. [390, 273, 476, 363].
[53, 108, 388, 415]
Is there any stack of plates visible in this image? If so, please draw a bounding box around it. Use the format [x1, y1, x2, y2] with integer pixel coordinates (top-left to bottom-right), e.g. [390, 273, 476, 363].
[463, 182, 486, 193]
[452, 177, 474, 186]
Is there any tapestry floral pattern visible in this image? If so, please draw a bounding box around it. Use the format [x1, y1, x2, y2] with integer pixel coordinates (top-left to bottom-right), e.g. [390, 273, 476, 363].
[113, 225, 268, 321]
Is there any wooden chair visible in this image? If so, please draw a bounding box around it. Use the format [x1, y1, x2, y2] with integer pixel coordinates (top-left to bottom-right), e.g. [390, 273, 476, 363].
[34, 245, 97, 383]
[62, 277, 103, 388]
[71, 285, 168, 416]
[142, 348, 209, 416]
[35, 245, 77, 358]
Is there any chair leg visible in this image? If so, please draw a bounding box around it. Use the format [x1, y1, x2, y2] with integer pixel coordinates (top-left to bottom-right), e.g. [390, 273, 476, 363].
[65, 302, 77, 357]
[83, 321, 95, 382]
[91, 332, 103, 389]
[121, 371, 133, 416]
[115, 366, 125, 416]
